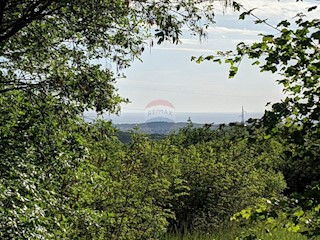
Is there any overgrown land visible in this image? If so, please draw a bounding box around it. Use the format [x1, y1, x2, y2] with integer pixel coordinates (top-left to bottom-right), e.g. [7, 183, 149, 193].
[0, 1, 319, 239]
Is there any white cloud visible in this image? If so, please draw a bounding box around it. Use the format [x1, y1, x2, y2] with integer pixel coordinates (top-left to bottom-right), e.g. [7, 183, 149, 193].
[178, 38, 199, 45]
[207, 26, 264, 35]
[238, 0, 320, 18]
[154, 46, 215, 53]
[215, 0, 320, 19]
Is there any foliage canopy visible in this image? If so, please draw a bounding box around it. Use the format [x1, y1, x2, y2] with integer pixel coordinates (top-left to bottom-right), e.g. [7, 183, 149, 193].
[1, 1, 319, 239]
[0, 0, 219, 112]
[195, 5, 320, 193]
[194, 5, 320, 239]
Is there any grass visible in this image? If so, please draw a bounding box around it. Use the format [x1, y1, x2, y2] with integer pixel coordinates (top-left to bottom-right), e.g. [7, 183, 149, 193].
[161, 227, 318, 240]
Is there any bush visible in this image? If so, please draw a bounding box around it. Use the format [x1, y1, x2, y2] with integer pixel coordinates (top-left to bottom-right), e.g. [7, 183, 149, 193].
[0, 93, 288, 239]
[168, 126, 286, 233]
[0, 92, 87, 239]
[58, 130, 185, 239]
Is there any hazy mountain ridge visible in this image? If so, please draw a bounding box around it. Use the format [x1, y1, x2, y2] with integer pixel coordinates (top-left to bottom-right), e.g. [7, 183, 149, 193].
[114, 121, 218, 135]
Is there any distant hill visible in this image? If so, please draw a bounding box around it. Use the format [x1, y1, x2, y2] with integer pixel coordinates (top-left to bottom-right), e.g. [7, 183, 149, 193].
[114, 121, 218, 135]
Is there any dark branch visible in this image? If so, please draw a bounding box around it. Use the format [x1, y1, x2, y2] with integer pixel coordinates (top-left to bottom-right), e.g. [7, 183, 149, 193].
[0, 0, 58, 43]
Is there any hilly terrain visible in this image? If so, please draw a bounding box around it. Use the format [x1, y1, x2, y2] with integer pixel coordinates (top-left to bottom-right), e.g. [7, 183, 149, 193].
[114, 121, 218, 135]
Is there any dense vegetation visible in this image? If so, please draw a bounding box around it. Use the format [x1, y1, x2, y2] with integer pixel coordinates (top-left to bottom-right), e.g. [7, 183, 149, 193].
[195, 3, 320, 239]
[0, 0, 319, 239]
[0, 98, 287, 239]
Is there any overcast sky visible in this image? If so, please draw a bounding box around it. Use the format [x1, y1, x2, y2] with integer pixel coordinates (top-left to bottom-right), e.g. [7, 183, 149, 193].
[113, 0, 320, 113]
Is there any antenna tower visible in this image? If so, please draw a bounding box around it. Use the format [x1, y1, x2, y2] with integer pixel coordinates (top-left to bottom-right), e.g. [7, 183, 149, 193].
[241, 106, 245, 125]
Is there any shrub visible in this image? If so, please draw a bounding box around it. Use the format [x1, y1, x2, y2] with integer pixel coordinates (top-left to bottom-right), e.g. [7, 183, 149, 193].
[168, 126, 286, 232]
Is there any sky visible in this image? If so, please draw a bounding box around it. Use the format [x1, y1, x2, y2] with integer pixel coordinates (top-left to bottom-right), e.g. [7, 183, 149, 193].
[110, 0, 320, 114]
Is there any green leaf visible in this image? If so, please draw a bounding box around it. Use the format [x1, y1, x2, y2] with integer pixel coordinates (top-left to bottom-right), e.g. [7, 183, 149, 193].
[229, 66, 238, 78]
[262, 35, 274, 43]
[307, 6, 317, 12]
[239, 12, 246, 20]
[293, 209, 304, 218]
[277, 20, 290, 27]
[225, 59, 234, 64]
[239, 9, 256, 20]
[196, 56, 204, 64]
[240, 209, 252, 220]
[213, 59, 222, 64]
[264, 135, 272, 140]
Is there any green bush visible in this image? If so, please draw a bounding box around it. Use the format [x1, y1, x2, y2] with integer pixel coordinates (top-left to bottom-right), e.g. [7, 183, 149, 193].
[0, 93, 288, 239]
[0, 92, 87, 239]
[168, 126, 286, 233]
[57, 129, 185, 239]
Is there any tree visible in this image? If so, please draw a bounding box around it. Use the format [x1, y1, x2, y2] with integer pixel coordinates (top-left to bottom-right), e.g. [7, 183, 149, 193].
[0, 1, 230, 239]
[197, 4, 320, 193]
[236, 12, 319, 193]
[0, 0, 221, 112]
[195, 4, 320, 238]
[0, 91, 89, 239]
[167, 125, 286, 233]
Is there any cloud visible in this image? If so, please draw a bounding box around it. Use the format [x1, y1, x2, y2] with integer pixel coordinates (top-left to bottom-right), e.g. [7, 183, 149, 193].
[151, 27, 263, 53]
[215, 0, 320, 19]
[207, 26, 264, 36]
[178, 38, 199, 45]
[153, 46, 214, 53]
[239, 0, 319, 17]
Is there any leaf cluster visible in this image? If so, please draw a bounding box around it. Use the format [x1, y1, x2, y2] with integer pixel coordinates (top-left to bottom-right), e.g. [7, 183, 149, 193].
[0, 0, 218, 113]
